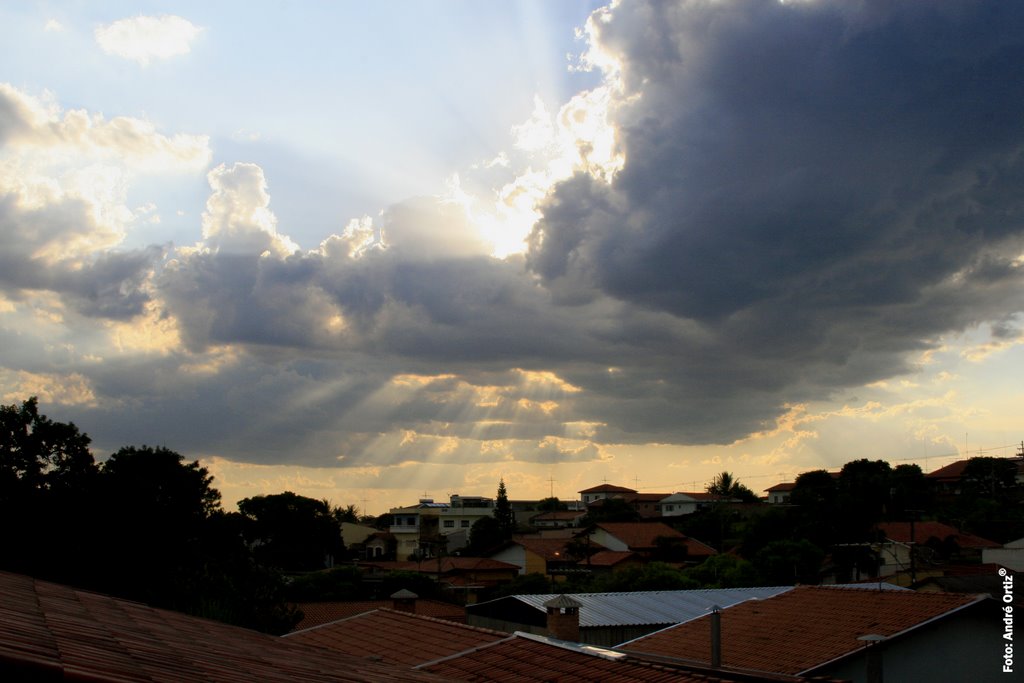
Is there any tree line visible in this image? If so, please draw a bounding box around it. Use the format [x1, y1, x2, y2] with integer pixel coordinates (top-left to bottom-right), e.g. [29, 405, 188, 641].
[0, 397, 361, 634]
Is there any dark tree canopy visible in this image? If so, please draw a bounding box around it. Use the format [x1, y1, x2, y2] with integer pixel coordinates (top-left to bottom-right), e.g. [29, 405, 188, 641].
[706, 470, 758, 503]
[537, 496, 568, 512]
[238, 491, 343, 571]
[0, 399, 298, 634]
[0, 397, 95, 493]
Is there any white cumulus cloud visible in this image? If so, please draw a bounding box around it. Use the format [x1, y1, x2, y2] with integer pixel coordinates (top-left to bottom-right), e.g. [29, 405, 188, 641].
[95, 15, 202, 67]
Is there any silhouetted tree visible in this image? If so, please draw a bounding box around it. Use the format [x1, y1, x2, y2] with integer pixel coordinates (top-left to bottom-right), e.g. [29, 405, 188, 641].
[0, 397, 98, 580]
[707, 471, 758, 503]
[464, 516, 505, 556]
[537, 496, 568, 512]
[753, 539, 824, 585]
[238, 491, 343, 572]
[836, 459, 892, 540]
[889, 463, 932, 519]
[683, 553, 762, 588]
[581, 497, 641, 525]
[331, 502, 360, 524]
[95, 446, 224, 606]
[494, 478, 515, 538]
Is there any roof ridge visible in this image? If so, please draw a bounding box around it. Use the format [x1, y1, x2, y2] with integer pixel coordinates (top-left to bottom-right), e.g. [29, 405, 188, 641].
[411, 634, 518, 670]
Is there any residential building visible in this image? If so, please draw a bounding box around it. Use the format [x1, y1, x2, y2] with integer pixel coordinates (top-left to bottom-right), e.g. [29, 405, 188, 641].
[580, 483, 638, 505]
[925, 456, 1024, 496]
[489, 536, 578, 579]
[388, 494, 497, 558]
[585, 550, 642, 575]
[586, 521, 717, 563]
[578, 484, 671, 517]
[530, 509, 586, 528]
[660, 492, 739, 516]
[874, 521, 1001, 580]
[984, 536, 1024, 571]
[764, 481, 796, 504]
[618, 585, 994, 682]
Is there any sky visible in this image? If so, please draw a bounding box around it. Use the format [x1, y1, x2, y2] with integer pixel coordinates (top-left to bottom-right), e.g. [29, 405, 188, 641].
[2, 1, 1023, 515]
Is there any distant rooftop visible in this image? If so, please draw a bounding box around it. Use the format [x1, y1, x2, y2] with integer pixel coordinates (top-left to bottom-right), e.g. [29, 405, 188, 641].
[618, 585, 986, 675]
[469, 587, 794, 628]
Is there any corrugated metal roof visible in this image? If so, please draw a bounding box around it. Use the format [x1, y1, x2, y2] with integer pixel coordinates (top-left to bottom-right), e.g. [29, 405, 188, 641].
[475, 587, 795, 627]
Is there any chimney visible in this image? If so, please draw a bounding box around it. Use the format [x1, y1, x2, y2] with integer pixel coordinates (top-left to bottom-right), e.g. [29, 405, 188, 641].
[543, 594, 582, 642]
[390, 588, 418, 613]
[709, 605, 721, 668]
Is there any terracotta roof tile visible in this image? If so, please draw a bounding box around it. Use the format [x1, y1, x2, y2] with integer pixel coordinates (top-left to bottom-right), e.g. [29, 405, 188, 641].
[877, 521, 1000, 549]
[531, 510, 586, 521]
[292, 600, 465, 630]
[580, 484, 637, 494]
[596, 522, 686, 549]
[620, 585, 985, 675]
[586, 550, 638, 567]
[0, 570, 446, 682]
[513, 536, 573, 560]
[285, 608, 507, 667]
[595, 522, 717, 557]
[417, 632, 793, 682]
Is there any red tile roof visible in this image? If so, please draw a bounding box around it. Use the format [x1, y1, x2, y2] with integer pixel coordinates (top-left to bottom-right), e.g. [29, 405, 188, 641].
[0, 570, 446, 682]
[580, 484, 637, 494]
[595, 522, 718, 557]
[633, 492, 672, 502]
[925, 457, 1024, 480]
[596, 522, 686, 549]
[925, 459, 971, 480]
[765, 482, 796, 492]
[585, 550, 639, 567]
[532, 510, 586, 521]
[417, 632, 801, 682]
[514, 536, 574, 561]
[293, 599, 465, 630]
[877, 521, 1000, 549]
[620, 586, 986, 675]
[286, 608, 507, 667]
[411, 634, 724, 683]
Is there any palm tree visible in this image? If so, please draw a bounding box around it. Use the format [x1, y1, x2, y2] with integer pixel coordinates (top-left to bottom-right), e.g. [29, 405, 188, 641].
[707, 471, 757, 503]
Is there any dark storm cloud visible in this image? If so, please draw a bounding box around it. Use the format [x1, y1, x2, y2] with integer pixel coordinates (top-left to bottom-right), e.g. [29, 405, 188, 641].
[525, 0, 1024, 438]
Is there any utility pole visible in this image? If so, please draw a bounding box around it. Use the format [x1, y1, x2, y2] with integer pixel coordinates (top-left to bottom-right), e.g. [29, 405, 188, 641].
[906, 510, 924, 586]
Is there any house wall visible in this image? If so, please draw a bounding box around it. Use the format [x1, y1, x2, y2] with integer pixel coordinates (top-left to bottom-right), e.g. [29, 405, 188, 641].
[816, 603, 995, 683]
[984, 547, 1024, 571]
[589, 528, 628, 552]
[524, 549, 549, 575]
[491, 545, 528, 575]
[660, 496, 699, 517]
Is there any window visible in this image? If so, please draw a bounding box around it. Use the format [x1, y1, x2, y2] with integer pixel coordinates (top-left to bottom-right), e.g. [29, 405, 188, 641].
[665, 505, 674, 512]
[460, 520, 470, 528]
[443, 520, 455, 528]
